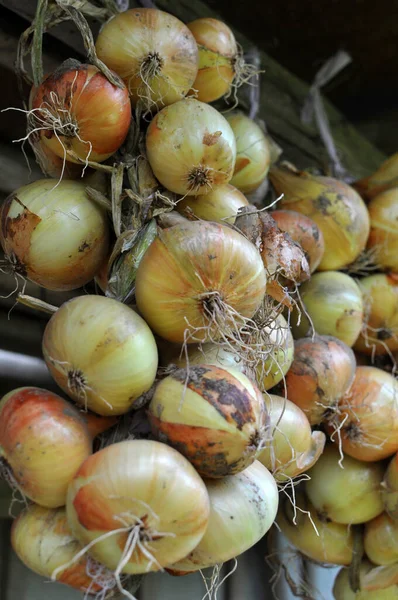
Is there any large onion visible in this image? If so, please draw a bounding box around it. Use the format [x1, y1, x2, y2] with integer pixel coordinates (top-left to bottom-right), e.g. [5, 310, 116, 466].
[0, 179, 109, 291]
[383, 453, 398, 520]
[367, 189, 398, 273]
[333, 562, 398, 599]
[177, 183, 248, 224]
[67, 440, 210, 574]
[364, 512, 398, 566]
[42, 296, 158, 416]
[146, 98, 236, 195]
[355, 153, 398, 200]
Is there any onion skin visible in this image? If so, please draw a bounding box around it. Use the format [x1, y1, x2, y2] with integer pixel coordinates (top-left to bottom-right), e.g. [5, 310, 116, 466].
[334, 562, 398, 599]
[285, 335, 356, 425]
[270, 165, 370, 270]
[177, 184, 249, 224]
[32, 63, 131, 163]
[148, 365, 267, 478]
[170, 461, 278, 571]
[383, 453, 398, 520]
[146, 98, 236, 196]
[30, 136, 83, 179]
[271, 210, 325, 273]
[81, 412, 118, 440]
[42, 296, 158, 416]
[0, 387, 91, 508]
[95, 8, 198, 109]
[67, 440, 210, 574]
[354, 153, 398, 200]
[255, 313, 294, 391]
[0, 179, 109, 291]
[135, 221, 266, 343]
[364, 513, 398, 566]
[367, 189, 398, 273]
[292, 271, 363, 347]
[306, 445, 384, 525]
[327, 366, 398, 462]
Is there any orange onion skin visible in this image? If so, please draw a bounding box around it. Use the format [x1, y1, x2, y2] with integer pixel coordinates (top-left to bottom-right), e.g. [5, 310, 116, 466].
[364, 512, 398, 566]
[354, 153, 398, 200]
[177, 184, 248, 224]
[334, 561, 398, 599]
[383, 453, 398, 520]
[327, 366, 398, 462]
[81, 412, 118, 441]
[367, 189, 398, 273]
[285, 335, 356, 425]
[31, 63, 131, 163]
[0, 387, 91, 508]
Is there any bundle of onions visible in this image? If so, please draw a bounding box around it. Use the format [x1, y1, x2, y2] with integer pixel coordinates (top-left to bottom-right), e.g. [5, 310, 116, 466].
[277, 491, 354, 566]
[333, 562, 398, 599]
[306, 445, 384, 524]
[170, 461, 278, 571]
[30, 61, 131, 164]
[326, 367, 398, 462]
[0, 387, 91, 507]
[258, 395, 326, 482]
[0, 179, 109, 291]
[225, 112, 271, 193]
[292, 271, 363, 347]
[42, 296, 158, 416]
[354, 153, 398, 200]
[135, 221, 266, 344]
[269, 164, 370, 270]
[95, 8, 198, 110]
[364, 512, 398, 566]
[271, 210, 325, 273]
[148, 364, 267, 477]
[146, 98, 236, 195]
[366, 189, 398, 273]
[285, 335, 356, 425]
[177, 184, 249, 224]
[67, 440, 210, 574]
[354, 274, 398, 355]
[382, 453, 398, 520]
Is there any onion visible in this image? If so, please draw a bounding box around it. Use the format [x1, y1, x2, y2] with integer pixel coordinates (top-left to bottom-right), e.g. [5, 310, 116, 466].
[0, 387, 91, 508]
[82, 412, 118, 441]
[306, 445, 384, 525]
[170, 461, 278, 571]
[148, 364, 267, 477]
[135, 220, 266, 343]
[277, 491, 354, 566]
[354, 153, 398, 200]
[258, 395, 326, 481]
[95, 8, 198, 110]
[367, 189, 398, 273]
[225, 111, 271, 193]
[364, 512, 398, 566]
[42, 296, 158, 416]
[271, 210, 325, 273]
[0, 178, 109, 291]
[67, 440, 210, 574]
[383, 453, 398, 520]
[30, 135, 83, 179]
[166, 340, 245, 372]
[285, 335, 356, 425]
[146, 98, 236, 195]
[270, 164, 370, 270]
[31, 61, 131, 164]
[177, 183, 248, 224]
[292, 271, 364, 347]
[254, 313, 295, 391]
[327, 366, 398, 462]
[334, 562, 398, 599]
[362, 563, 398, 593]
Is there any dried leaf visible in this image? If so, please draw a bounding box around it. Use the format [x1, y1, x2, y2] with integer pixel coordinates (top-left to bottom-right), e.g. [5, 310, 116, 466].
[85, 186, 112, 211]
[111, 162, 125, 237]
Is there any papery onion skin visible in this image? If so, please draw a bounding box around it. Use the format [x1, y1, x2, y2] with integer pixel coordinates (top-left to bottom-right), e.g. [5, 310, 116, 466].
[31, 63, 131, 163]
[367, 189, 398, 273]
[67, 440, 210, 574]
[177, 184, 248, 224]
[354, 153, 398, 200]
[364, 512, 398, 566]
[95, 8, 198, 109]
[146, 98, 236, 195]
[42, 296, 158, 416]
[333, 562, 398, 599]
[383, 453, 398, 520]
[226, 111, 271, 193]
[277, 491, 354, 566]
[285, 335, 356, 425]
[135, 221, 266, 343]
[0, 179, 109, 291]
[306, 445, 384, 525]
[292, 271, 363, 347]
[0, 387, 91, 508]
[148, 364, 267, 477]
[170, 461, 278, 571]
[327, 366, 398, 462]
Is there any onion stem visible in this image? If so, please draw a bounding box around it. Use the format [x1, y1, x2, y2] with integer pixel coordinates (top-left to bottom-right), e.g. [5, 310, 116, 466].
[17, 294, 58, 315]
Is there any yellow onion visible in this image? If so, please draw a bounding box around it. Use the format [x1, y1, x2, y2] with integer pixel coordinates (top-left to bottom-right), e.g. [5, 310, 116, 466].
[285, 335, 356, 425]
[146, 98, 236, 195]
[364, 513, 398, 566]
[42, 296, 158, 416]
[306, 445, 384, 525]
[334, 562, 398, 599]
[165, 340, 245, 372]
[67, 440, 210, 574]
[292, 271, 364, 347]
[177, 183, 248, 224]
[0, 179, 109, 291]
[355, 153, 398, 200]
[170, 461, 278, 571]
[367, 189, 398, 273]
[362, 563, 398, 593]
[277, 491, 354, 565]
[270, 165, 370, 270]
[0, 387, 91, 508]
[135, 221, 266, 343]
[95, 8, 198, 110]
[258, 395, 326, 482]
[148, 364, 267, 477]
[225, 111, 271, 193]
[383, 453, 398, 520]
